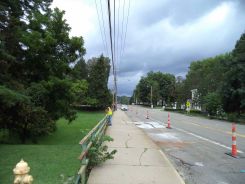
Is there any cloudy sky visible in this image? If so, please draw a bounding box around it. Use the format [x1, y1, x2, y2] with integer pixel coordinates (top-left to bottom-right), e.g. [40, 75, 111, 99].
[52, 0, 245, 96]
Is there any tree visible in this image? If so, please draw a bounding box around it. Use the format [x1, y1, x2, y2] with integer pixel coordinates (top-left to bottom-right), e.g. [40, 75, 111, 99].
[175, 76, 189, 108]
[0, 1, 86, 142]
[133, 71, 175, 106]
[147, 72, 176, 105]
[26, 78, 77, 122]
[136, 77, 151, 104]
[184, 54, 231, 109]
[71, 79, 88, 105]
[221, 33, 245, 114]
[21, 8, 86, 82]
[0, 85, 55, 143]
[203, 92, 222, 116]
[0, 0, 53, 86]
[118, 96, 130, 104]
[72, 58, 88, 80]
[87, 55, 112, 108]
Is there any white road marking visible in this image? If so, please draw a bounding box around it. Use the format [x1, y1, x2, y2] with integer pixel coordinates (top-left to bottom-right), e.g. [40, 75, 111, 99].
[148, 117, 245, 154]
[174, 127, 244, 154]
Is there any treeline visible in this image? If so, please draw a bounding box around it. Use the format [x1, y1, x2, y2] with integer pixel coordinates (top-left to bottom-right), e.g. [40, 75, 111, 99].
[0, 0, 111, 143]
[117, 96, 130, 105]
[132, 32, 245, 119]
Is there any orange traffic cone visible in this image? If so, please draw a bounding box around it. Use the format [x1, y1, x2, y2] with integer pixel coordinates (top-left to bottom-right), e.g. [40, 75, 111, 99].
[231, 123, 237, 157]
[146, 110, 149, 119]
[166, 112, 171, 129]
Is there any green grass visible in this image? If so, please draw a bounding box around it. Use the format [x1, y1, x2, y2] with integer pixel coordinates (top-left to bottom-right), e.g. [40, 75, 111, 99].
[0, 111, 104, 184]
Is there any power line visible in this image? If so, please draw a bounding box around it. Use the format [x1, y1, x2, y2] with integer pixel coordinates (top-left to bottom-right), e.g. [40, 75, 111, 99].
[119, 0, 126, 66]
[121, 0, 130, 59]
[113, 0, 118, 105]
[94, 0, 108, 56]
[113, 0, 116, 80]
[99, 0, 109, 57]
[116, 0, 121, 68]
[113, 0, 116, 66]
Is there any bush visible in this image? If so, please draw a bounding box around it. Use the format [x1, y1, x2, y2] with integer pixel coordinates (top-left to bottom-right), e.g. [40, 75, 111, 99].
[203, 92, 222, 116]
[87, 135, 117, 180]
[87, 135, 117, 169]
[227, 113, 238, 122]
[190, 109, 202, 114]
[164, 107, 185, 113]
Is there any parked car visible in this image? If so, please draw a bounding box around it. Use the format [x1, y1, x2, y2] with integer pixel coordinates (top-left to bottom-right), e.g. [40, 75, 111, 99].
[121, 104, 128, 111]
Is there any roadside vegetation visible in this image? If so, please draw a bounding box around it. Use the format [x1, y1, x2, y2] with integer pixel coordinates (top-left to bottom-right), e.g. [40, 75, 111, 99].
[0, 111, 104, 184]
[0, 1, 114, 183]
[131, 32, 245, 123]
[0, 1, 112, 143]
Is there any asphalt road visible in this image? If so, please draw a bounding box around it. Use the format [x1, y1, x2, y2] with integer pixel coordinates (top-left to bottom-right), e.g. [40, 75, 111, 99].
[124, 105, 245, 184]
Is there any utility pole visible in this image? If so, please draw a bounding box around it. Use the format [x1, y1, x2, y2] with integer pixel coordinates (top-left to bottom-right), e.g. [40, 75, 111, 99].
[107, 0, 117, 110]
[151, 85, 153, 109]
[134, 93, 136, 104]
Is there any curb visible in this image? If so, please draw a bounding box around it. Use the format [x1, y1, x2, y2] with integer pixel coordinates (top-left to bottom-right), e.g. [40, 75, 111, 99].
[159, 150, 186, 184]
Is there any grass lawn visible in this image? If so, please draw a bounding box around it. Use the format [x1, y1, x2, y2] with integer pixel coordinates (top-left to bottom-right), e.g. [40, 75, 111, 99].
[0, 111, 104, 184]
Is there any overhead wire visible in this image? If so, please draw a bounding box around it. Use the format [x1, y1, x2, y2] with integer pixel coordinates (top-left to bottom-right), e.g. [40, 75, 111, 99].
[96, 0, 130, 102]
[94, 0, 108, 56]
[119, 0, 126, 66]
[99, 0, 110, 57]
[121, 0, 130, 60]
[113, 0, 116, 66]
[113, 0, 118, 103]
[116, 0, 121, 69]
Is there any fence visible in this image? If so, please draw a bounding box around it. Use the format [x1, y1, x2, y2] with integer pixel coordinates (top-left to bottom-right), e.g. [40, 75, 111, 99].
[75, 115, 108, 184]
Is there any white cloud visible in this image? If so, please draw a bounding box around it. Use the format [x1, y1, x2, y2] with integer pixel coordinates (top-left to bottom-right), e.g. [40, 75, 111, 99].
[52, 0, 96, 38]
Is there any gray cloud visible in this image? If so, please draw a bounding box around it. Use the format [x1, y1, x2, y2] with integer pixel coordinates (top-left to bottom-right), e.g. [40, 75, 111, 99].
[76, 0, 245, 96]
[134, 0, 226, 26]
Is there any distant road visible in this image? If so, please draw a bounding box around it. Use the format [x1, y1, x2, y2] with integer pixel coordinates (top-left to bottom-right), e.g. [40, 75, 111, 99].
[125, 105, 245, 184]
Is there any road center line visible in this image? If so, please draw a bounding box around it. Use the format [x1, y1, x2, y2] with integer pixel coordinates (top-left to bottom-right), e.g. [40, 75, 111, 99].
[149, 117, 244, 154]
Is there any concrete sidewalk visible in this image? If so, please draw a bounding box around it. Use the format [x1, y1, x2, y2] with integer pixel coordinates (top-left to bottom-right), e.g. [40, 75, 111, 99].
[87, 110, 185, 184]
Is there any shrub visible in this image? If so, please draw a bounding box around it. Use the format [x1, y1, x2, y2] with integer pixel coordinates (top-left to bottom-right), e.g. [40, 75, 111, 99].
[227, 113, 238, 122]
[190, 109, 202, 114]
[203, 92, 222, 116]
[87, 135, 117, 169]
[164, 107, 184, 112]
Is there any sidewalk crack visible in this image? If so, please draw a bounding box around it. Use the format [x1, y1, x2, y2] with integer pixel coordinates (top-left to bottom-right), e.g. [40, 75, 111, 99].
[125, 134, 132, 148]
[139, 148, 148, 166]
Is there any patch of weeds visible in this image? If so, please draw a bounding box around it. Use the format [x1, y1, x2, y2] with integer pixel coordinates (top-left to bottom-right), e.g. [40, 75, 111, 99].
[85, 135, 117, 181]
[60, 174, 75, 184]
[87, 135, 117, 170]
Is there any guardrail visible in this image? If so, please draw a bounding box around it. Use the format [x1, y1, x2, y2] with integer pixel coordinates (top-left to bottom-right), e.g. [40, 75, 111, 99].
[75, 115, 108, 184]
